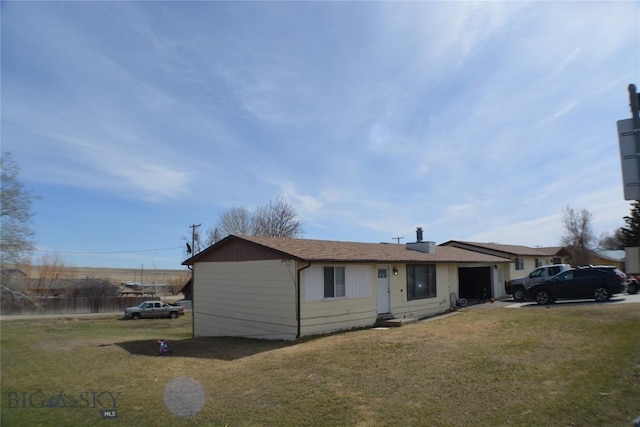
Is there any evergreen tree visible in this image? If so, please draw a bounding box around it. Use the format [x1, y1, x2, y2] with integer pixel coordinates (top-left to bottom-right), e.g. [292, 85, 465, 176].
[621, 201, 640, 247]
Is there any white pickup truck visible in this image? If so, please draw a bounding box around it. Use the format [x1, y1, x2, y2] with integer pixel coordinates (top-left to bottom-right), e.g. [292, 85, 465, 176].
[124, 301, 185, 319]
[505, 264, 571, 302]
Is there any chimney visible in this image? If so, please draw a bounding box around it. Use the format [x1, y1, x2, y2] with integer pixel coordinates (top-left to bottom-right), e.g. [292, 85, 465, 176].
[406, 227, 435, 254]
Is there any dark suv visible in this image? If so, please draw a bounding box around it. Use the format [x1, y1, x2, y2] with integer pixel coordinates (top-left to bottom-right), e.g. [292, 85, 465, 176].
[526, 266, 626, 305]
[506, 264, 571, 301]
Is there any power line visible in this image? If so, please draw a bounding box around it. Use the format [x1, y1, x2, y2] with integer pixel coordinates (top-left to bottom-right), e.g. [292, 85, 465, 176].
[30, 246, 183, 255]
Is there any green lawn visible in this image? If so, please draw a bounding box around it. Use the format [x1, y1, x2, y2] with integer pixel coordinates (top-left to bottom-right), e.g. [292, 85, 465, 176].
[2, 304, 639, 426]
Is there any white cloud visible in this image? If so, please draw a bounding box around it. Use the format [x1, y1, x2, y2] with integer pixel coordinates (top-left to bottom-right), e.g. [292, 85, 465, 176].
[46, 134, 191, 201]
[279, 184, 325, 221]
[538, 100, 579, 126]
[2, 1, 638, 268]
[468, 213, 564, 247]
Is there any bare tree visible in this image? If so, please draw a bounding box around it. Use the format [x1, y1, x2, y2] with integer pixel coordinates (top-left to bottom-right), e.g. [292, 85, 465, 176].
[561, 206, 596, 265]
[38, 253, 70, 280]
[193, 206, 254, 250]
[204, 226, 223, 247]
[253, 196, 303, 238]
[203, 197, 303, 244]
[597, 229, 625, 250]
[1, 253, 73, 300]
[166, 271, 191, 295]
[69, 278, 119, 298]
[1, 153, 39, 267]
[218, 206, 255, 236]
[34, 253, 72, 296]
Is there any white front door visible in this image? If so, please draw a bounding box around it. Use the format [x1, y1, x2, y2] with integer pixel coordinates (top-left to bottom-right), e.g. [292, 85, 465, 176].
[377, 266, 390, 314]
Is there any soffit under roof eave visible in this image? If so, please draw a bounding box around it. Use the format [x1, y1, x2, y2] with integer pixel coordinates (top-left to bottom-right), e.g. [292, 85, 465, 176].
[274, 257, 509, 264]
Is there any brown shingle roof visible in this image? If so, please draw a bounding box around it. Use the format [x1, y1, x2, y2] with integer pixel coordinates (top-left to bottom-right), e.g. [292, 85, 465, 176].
[440, 241, 562, 257]
[185, 235, 510, 264]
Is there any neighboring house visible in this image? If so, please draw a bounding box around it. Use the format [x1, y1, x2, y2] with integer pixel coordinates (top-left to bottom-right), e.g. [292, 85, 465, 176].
[182, 232, 509, 340]
[180, 277, 193, 300]
[439, 241, 568, 283]
[1, 268, 28, 287]
[593, 250, 625, 271]
[1, 268, 27, 279]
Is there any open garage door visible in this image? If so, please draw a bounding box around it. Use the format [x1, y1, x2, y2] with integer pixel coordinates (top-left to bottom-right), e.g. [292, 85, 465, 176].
[458, 267, 492, 303]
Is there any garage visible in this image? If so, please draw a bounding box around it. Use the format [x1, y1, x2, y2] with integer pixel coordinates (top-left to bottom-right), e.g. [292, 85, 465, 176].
[458, 266, 492, 303]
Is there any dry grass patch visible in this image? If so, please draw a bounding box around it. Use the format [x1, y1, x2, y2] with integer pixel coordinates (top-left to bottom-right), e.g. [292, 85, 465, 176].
[2, 305, 639, 426]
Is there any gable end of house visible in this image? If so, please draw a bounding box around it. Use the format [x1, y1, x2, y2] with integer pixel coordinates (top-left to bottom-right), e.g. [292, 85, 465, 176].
[184, 235, 297, 264]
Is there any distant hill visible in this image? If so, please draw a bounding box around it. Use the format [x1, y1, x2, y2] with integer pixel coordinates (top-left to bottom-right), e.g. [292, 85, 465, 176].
[18, 266, 189, 284]
[69, 267, 189, 284]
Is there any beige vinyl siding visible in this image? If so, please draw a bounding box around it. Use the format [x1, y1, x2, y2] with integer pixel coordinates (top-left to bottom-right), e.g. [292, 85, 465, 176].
[193, 259, 297, 340]
[303, 266, 323, 301]
[506, 256, 560, 282]
[300, 264, 376, 336]
[390, 264, 453, 320]
[508, 256, 536, 281]
[304, 265, 372, 301]
[346, 266, 373, 298]
[494, 264, 505, 298]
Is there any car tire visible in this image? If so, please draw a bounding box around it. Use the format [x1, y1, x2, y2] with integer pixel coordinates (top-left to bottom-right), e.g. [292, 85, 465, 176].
[628, 281, 639, 295]
[512, 287, 525, 302]
[169, 311, 178, 319]
[132, 313, 141, 320]
[535, 289, 551, 305]
[593, 286, 609, 302]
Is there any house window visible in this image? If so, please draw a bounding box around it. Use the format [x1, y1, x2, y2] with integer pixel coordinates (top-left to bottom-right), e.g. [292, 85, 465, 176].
[535, 258, 542, 267]
[515, 258, 524, 270]
[552, 257, 562, 264]
[324, 266, 345, 298]
[406, 264, 436, 300]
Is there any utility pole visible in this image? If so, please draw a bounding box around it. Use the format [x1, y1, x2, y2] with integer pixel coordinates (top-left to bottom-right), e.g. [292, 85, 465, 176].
[188, 223, 201, 339]
[392, 236, 404, 244]
[190, 223, 201, 255]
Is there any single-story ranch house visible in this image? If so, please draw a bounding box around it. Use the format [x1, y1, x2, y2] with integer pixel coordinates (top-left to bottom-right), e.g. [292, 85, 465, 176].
[440, 241, 568, 285]
[440, 241, 625, 274]
[182, 231, 510, 340]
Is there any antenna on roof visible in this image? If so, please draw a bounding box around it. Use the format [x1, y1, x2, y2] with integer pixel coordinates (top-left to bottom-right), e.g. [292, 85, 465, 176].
[392, 236, 404, 244]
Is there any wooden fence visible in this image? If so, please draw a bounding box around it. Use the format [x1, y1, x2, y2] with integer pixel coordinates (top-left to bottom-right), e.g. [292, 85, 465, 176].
[1, 296, 158, 316]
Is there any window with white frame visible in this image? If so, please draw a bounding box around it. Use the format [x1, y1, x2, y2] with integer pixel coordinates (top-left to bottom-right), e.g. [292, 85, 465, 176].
[515, 258, 524, 270]
[535, 258, 542, 267]
[406, 264, 436, 300]
[323, 266, 345, 298]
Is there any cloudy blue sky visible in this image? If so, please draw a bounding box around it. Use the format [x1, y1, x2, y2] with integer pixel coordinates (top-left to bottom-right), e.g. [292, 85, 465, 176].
[2, 1, 639, 269]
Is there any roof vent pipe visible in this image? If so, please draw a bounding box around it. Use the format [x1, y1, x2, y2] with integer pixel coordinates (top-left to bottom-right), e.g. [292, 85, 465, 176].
[416, 227, 423, 242]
